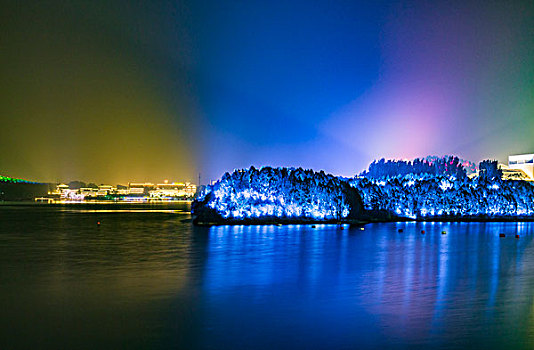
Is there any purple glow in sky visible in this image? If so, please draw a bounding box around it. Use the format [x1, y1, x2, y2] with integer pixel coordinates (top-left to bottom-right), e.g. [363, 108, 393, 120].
[197, 0, 534, 181]
[1, 0, 533, 183]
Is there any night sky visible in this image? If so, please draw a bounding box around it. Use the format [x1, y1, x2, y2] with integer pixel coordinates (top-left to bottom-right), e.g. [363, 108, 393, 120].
[1, 0, 534, 184]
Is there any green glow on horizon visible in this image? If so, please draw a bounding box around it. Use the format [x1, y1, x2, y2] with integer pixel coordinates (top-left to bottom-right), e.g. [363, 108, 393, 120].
[0, 175, 37, 184]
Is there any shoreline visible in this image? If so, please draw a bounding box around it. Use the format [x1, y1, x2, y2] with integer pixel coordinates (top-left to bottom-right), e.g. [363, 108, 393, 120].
[3, 202, 534, 224]
[193, 214, 534, 226]
[192, 217, 367, 227]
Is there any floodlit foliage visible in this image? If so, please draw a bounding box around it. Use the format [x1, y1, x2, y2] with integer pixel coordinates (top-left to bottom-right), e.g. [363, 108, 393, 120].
[361, 155, 469, 180]
[352, 160, 534, 218]
[193, 157, 534, 223]
[193, 166, 362, 222]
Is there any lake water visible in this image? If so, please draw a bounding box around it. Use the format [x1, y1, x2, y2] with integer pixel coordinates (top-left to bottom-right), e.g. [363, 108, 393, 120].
[1, 203, 534, 349]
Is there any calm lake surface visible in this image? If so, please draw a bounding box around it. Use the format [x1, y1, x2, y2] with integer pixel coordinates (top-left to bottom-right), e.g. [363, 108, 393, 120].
[2, 203, 534, 349]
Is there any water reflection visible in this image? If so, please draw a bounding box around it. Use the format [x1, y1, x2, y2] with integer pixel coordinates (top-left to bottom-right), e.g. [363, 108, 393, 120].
[3, 204, 534, 349]
[202, 222, 534, 349]
[0, 203, 209, 349]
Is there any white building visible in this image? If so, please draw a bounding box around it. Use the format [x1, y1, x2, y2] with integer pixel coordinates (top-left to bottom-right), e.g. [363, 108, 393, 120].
[128, 183, 154, 195]
[499, 164, 531, 181]
[508, 154, 534, 180]
[97, 185, 115, 196]
[150, 182, 197, 199]
[48, 184, 69, 196]
[80, 187, 98, 197]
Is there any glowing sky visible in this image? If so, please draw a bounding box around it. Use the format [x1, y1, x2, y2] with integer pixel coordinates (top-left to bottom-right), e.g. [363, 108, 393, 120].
[1, 0, 534, 183]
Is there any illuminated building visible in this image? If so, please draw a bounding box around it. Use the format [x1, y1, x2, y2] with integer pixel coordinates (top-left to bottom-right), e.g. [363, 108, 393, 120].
[508, 154, 534, 180]
[80, 187, 98, 197]
[97, 185, 115, 196]
[38, 179, 196, 202]
[50, 184, 69, 196]
[499, 164, 532, 181]
[150, 182, 197, 198]
[128, 183, 154, 195]
[129, 183, 155, 188]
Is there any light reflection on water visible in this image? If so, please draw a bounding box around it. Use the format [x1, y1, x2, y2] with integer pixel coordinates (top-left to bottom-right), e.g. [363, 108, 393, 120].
[201, 222, 534, 349]
[62, 209, 186, 213]
[1, 204, 534, 349]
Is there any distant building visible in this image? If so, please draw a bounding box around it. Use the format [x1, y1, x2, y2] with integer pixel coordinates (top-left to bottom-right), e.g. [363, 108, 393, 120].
[128, 183, 155, 196]
[40, 180, 196, 201]
[80, 187, 98, 197]
[508, 154, 534, 180]
[49, 184, 71, 197]
[499, 164, 531, 181]
[150, 182, 197, 198]
[129, 182, 155, 188]
[97, 185, 115, 196]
